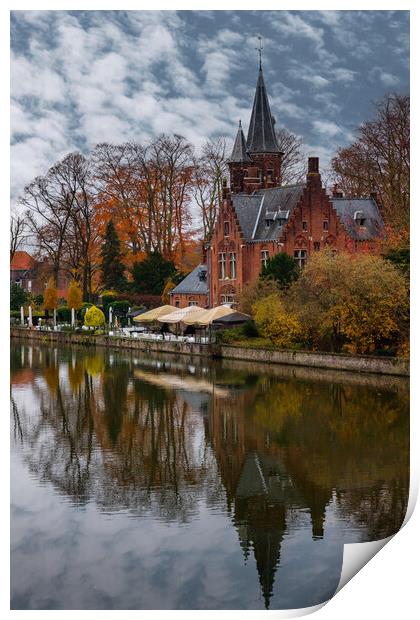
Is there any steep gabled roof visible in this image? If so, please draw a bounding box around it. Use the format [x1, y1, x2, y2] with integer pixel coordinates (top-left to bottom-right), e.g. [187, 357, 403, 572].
[246, 67, 280, 154]
[232, 185, 305, 242]
[170, 264, 208, 295]
[230, 121, 252, 163]
[332, 197, 384, 240]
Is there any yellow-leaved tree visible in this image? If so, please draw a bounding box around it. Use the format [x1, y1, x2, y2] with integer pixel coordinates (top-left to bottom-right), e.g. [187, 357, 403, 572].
[67, 280, 83, 310]
[253, 293, 302, 348]
[287, 250, 409, 354]
[44, 277, 58, 311]
[162, 278, 176, 304]
[84, 305, 105, 329]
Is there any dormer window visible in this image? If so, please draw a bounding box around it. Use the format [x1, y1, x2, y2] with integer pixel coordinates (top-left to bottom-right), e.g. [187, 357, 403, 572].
[354, 211, 366, 227]
[198, 270, 207, 282]
[265, 219, 274, 228]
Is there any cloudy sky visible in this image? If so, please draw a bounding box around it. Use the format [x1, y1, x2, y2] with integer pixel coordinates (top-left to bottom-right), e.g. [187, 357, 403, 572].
[11, 10, 409, 201]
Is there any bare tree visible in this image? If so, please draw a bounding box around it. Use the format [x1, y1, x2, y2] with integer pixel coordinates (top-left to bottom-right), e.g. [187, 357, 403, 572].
[276, 128, 306, 186]
[330, 94, 409, 233]
[10, 212, 28, 261]
[20, 157, 78, 285]
[192, 138, 228, 243]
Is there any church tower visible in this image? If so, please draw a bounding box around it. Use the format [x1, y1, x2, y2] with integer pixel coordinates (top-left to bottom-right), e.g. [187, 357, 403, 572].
[228, 63, 282, 194]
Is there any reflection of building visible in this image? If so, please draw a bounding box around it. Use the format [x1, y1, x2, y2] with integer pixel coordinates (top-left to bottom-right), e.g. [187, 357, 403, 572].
[207, 386, 332, 608]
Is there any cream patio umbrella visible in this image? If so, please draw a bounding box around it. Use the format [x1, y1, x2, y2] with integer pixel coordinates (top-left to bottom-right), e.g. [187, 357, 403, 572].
[157, 305, 205, 324]
[183, 305, 236, 326]
[133, 305, 175, 323]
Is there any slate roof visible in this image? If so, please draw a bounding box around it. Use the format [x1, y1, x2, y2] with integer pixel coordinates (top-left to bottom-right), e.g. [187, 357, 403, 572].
[332, 197, 384, 240]
[170, 264, 208, 295]
[246, 67, 280, 154]
[232, 185, 305, 242]
[230, 121, 252, 163]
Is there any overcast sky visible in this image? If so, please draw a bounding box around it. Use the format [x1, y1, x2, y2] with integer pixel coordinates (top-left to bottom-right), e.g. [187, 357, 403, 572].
[11, 10, 409, 202]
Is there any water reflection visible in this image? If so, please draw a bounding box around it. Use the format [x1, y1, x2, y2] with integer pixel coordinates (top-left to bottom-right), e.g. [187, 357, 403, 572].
[11, 344, 409, 610]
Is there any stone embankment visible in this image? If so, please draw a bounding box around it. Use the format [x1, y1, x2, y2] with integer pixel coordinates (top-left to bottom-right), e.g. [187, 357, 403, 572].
[10, 328, 409, 377]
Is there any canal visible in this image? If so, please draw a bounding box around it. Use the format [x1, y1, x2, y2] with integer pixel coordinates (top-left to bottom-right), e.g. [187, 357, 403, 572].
[10, 343, 409, 610]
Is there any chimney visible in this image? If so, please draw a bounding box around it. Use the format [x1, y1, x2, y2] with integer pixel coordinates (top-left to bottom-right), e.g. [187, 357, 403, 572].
[306, 157, 321, 190]
[332, 184, 343, 198]
[308, 157, 319, 174]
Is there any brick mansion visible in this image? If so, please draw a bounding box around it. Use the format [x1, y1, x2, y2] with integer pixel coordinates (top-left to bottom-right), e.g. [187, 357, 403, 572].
[170, 63, 384, 309]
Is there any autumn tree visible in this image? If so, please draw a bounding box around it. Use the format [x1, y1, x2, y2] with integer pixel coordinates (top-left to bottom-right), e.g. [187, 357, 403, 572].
[331, 94, 409, 234]
[67, 280, 83, 310]
[60, 153, 100, 301]
[237, 278, 280, 316]
[100, 220, 127, 292]
[84, 305, 105, 329]
[286, 250, 409, 353]
[253, 293, 302, 348]
[162, 278, 176, 304]
[21, 156, 78, 286]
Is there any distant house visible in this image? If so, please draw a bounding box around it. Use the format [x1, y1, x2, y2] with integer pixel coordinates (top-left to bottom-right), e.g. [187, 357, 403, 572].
[10, 251, 39, 294]
[10, 250, 69, 300]
[169, 264, 209, 309]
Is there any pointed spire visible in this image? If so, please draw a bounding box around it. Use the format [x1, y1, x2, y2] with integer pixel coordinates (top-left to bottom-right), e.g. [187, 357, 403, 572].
[246, 67, 280, 154]
[230, 120, 252, 163]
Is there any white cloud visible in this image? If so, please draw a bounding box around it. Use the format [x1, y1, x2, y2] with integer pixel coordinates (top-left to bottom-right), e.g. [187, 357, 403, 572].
[379, 72, 400, 86]
[332, 68, 356, 83]
[312, 120, 342, 137]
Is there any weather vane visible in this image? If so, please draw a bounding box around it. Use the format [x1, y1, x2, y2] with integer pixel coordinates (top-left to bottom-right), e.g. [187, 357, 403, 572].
[255, 36, 263, 68]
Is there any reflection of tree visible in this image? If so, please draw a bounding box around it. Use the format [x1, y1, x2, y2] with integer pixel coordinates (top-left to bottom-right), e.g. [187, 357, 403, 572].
[11, 346, 223, 523]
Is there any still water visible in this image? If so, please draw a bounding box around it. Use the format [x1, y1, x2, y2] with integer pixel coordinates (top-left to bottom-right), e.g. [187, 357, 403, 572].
[10, 343, 409, 610]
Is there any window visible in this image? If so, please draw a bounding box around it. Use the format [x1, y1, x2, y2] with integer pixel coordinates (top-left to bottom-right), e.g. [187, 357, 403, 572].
[323, 220, 329, 231]
[218, 252, 226, 279]
[265, 219, 274, 228]
[294, 249, 307, 268]
[224, 221, 230, 237]
[267, 169, 273, 182]
[188, 300, 198, 306]
[27, 280, 32, 292]
[229, 252, 237, 279]
[354, 211, 366, 227]
[221, 295, 235, 305]
[261, 250, 269, 269]
[314, 242, 320, 251]
[175, 300, 180, 308]
[302, 221, 308, 231]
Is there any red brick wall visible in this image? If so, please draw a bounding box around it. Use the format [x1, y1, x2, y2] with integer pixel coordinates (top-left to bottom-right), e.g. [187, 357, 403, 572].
[208, 160, 380, 308]
[228, 152, 282, 194]
[170, 293, 208, 309]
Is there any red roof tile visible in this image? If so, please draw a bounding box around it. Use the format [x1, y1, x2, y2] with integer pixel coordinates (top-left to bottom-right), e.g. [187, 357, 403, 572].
[11, 251, 35, 270]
